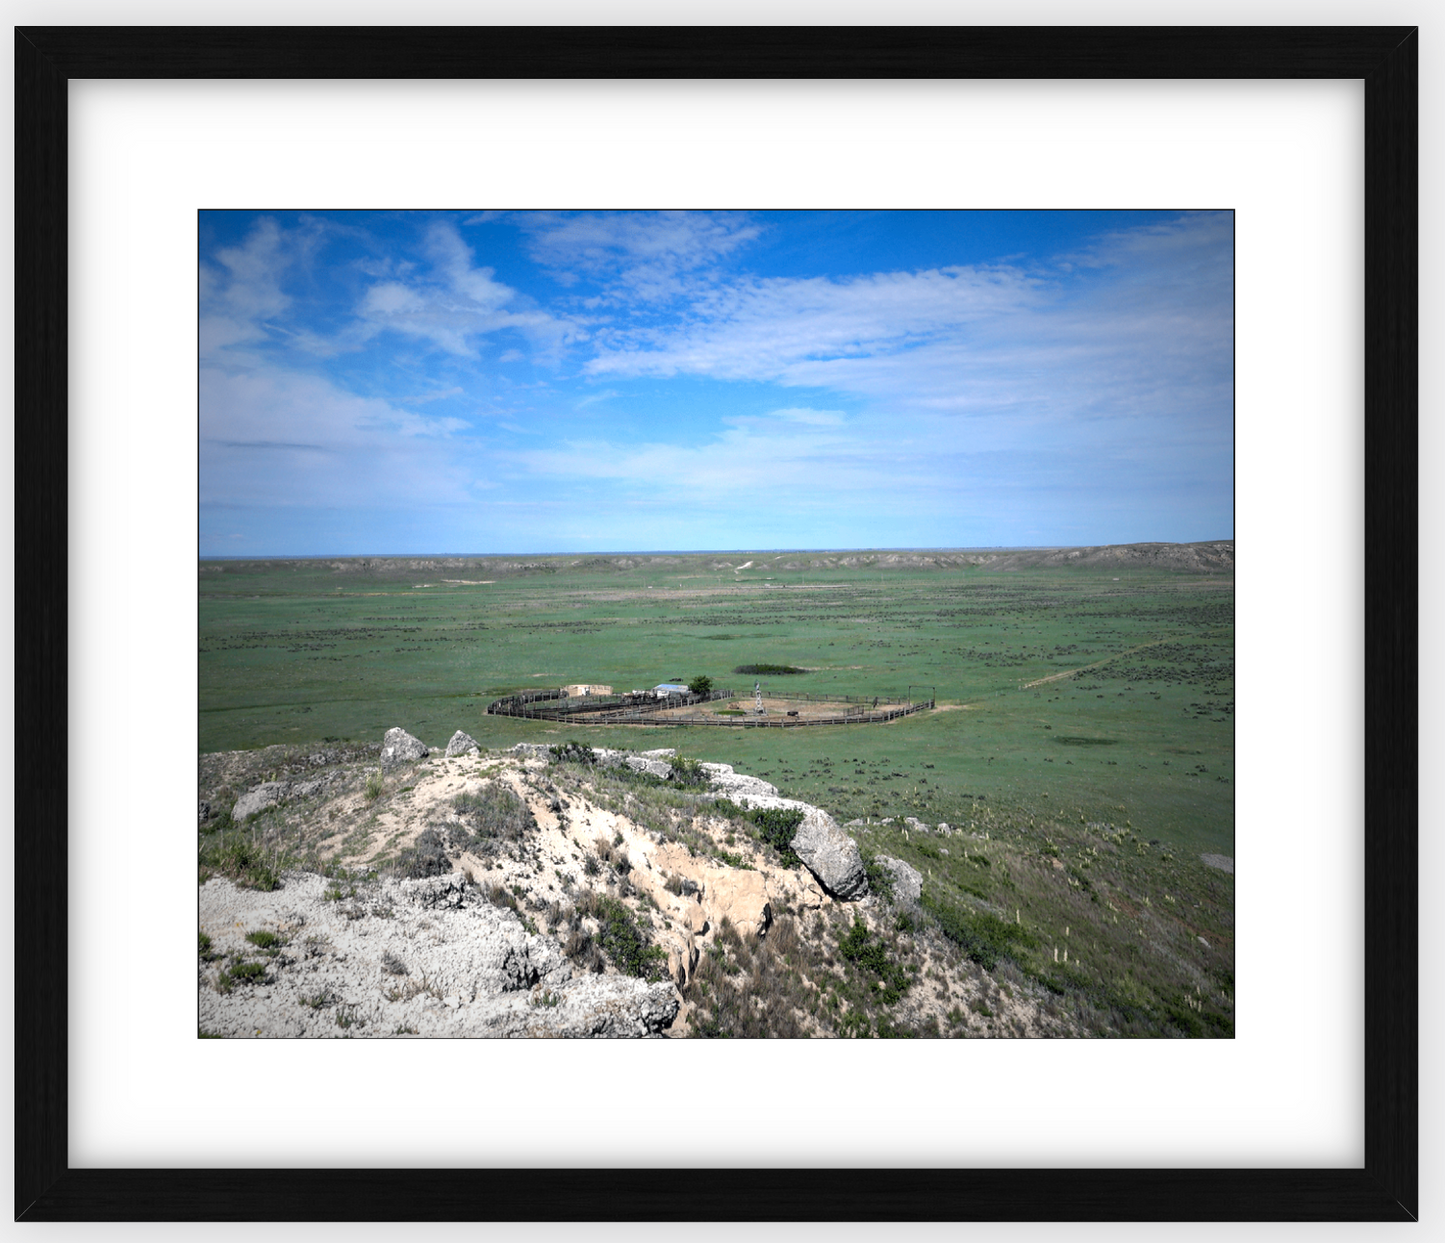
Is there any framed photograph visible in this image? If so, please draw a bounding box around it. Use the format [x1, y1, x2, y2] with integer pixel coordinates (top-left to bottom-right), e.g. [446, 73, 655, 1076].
[16, 27, 1416, 1221]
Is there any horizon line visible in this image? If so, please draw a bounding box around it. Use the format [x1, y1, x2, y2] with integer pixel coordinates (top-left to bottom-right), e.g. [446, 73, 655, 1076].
[198, 538, 1236, 562]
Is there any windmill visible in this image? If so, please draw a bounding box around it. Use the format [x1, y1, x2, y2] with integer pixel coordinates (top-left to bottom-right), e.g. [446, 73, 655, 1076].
[755, 680, 763, 715]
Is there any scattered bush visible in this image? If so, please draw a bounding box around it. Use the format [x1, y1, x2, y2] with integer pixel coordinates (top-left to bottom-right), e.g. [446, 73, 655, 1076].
[861, 851, 895, 901]
[733, 664, 803, 675]
[668, 755, 708, 787]
[749, 807, 804, 868]
[837, 918, 911, 1005]
[687, 675, 713, 697]
[572, 891, 668, 981]
[549, 740, 597, 766]
[924, 892, 1036, 970]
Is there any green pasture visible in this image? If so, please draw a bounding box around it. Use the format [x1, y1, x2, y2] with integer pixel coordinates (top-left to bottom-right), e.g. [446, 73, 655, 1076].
[199, 552, 1233, 858]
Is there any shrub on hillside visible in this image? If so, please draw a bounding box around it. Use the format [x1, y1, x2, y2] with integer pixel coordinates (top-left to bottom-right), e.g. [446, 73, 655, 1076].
[749, 806, 804, 868]
[549, 740, 596, 766]
[923, 892, 1036, 970]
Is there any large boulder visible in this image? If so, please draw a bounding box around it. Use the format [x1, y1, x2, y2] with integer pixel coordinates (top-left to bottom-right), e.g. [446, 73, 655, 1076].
[445, 730, 480, 757]
[381, 727, 428, 768]
[232, 782, 287, 821]
[873, 855, 923, 910]
[790, 808, 869, 901]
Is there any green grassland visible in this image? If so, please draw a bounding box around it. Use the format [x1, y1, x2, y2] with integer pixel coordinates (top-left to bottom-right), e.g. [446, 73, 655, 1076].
[200, 551, 1232, 856]
[200, 549, 1233, 1037]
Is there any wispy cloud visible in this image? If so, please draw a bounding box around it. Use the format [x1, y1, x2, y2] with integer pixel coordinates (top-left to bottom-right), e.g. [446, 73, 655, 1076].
[354, 221, 576, 358]
[518, 210, 762, 303]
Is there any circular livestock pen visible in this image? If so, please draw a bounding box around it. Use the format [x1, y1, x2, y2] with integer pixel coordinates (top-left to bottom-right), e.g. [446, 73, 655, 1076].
[485, 685, 934, 727]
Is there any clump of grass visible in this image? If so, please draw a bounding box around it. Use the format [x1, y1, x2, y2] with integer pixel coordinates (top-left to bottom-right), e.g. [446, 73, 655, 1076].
[452, 784, 536, 848]
[244, 930, 284, 951]
[685, 915, 818, 1038]
[216, 959, 267, 993]
[394, 828, 450, 878]
[364, 768, 384, 801]
[198, 932, 216, 961]
[198, 833, 287, 891]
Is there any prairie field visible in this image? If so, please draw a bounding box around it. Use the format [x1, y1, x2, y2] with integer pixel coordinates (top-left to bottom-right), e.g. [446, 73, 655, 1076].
[200, 549, 1234, 1036]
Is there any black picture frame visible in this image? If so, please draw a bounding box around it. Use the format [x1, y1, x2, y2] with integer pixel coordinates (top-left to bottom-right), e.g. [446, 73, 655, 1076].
[14, 27, 1417, 1222]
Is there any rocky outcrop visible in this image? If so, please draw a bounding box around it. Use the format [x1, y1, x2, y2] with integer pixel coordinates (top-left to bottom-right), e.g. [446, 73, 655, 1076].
[873, 855, 923, 910]
[198, 871, 676, 1038]
[445, 730, 480, 757]
[790, 808, 869, 901]
[701, 762, 781, 803]
[233, 782, 288, 821]
[380, 727, 428, 768]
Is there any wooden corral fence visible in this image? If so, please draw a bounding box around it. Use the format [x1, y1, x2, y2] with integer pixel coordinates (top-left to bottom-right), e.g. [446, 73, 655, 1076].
[659, 698, 933, 728]
[485, 686, 933, 727]
[486, 687, 737, 722]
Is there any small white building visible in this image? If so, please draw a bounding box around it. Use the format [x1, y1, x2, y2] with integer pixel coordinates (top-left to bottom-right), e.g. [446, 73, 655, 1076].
[563, 683, 613, 698]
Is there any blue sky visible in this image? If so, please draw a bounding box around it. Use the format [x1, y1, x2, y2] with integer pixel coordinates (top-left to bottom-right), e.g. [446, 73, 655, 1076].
[199, 210, 1233, 556]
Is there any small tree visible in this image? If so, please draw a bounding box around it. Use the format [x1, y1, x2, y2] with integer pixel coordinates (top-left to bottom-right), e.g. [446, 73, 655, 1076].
[687, 674, 713, 698]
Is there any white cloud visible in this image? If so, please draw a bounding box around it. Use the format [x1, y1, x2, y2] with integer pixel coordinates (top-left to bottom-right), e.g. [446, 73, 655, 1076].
[518, 210, 762, 303]
[352, 222, 575, 359]
[583, 263, 1041, 385]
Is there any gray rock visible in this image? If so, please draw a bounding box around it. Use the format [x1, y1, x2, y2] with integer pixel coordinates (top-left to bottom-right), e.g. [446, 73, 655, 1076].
[233, 782, 287, 821]
[198, 800, 212, 823]
[494, 975, 679, 1038]
[703, 762, 781, 803]
[381, 727, 428, 768]
[873, 855, 923, 909]
[790, 808, 869, 901]
[445, 730, 480, 757]
[625, 756, 672, 778]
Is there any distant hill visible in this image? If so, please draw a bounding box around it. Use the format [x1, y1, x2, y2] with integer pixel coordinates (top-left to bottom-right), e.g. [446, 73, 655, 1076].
[199, 541, 1234, 579]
